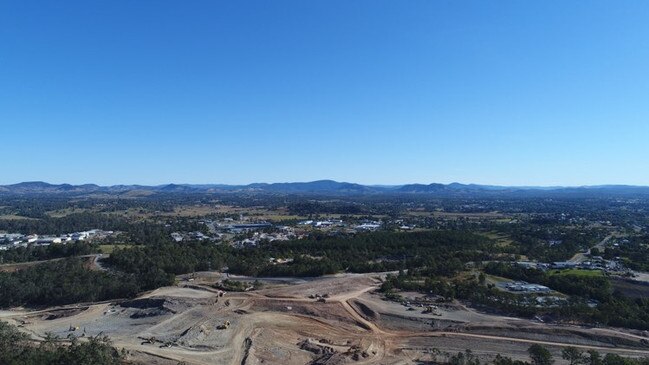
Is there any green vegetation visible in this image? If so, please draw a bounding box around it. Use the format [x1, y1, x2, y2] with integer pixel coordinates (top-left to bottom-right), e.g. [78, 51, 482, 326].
[528, 344, 554, 365]
[0, 258, 142, 308]
[430, 345, 649, 365]
[108, 230, 494, 279]
[484, 263, 610, 300]
[0, 321, 125, 365]
[560, 346, 649, 365]
[491, 222, 605, 262]
[216, 279, 262, 292]
[603, 237, 649, 272]
[0, 242, 98, 264]
[552, 269, 604, 277]
[98, 244, 132, 254]
[482, 262, 649, 330]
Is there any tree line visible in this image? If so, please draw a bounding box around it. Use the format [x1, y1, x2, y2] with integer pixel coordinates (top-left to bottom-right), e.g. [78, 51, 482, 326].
[0, 321, 124, 365]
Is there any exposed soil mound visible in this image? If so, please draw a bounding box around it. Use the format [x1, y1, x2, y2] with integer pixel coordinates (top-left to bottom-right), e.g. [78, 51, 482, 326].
[350, 300, 379, 321]
[120, 298, 167, 310]
[120, 298, 175, 318]
[299, 339, 336, 355]
[129, 308, 171, 319]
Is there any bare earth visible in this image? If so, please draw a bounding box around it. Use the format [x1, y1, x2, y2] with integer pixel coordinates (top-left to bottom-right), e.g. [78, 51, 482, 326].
[4, 272, 649, 365]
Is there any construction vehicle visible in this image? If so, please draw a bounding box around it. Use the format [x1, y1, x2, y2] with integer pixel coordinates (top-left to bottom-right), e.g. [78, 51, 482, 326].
[68, 325, 79, 332]
[17, 319, 31, 327]
[423, 305, 442, 316]
[217, 320, 231, 330]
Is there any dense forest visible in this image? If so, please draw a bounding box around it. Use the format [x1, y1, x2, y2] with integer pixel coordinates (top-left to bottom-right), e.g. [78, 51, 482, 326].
[0, 242, 98, 264]
[108, 230, 495, 279]
[0, 258, 142, 308]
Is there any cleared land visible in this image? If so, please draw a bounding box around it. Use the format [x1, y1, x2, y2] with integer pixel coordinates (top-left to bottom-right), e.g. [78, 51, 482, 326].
[3, 273, 649, 365]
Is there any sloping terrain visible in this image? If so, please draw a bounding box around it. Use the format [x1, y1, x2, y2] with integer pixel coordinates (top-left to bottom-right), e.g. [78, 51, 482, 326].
[4, 273, 649, 365]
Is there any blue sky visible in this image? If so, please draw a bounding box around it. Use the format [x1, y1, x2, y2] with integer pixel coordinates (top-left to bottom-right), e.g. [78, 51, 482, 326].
[1, 1, 648, 186]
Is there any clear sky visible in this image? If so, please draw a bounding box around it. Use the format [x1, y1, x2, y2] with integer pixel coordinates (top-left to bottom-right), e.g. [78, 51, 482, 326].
[1, 1, 648, 186]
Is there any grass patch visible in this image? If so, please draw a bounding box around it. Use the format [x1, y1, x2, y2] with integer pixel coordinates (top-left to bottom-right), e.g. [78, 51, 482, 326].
[45, 207, 91, 218]
[0, 214, 38, 220]
[479, 231, 515, 247]
[550, 269, 604, 277]
[484, 273, 510, 284]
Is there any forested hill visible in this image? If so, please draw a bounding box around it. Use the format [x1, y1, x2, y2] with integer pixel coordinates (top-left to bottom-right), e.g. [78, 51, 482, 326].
[2, 180, 649, 197]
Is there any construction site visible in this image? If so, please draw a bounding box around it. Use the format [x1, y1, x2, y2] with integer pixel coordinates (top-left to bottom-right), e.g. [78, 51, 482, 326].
[2, 272, 649, 365]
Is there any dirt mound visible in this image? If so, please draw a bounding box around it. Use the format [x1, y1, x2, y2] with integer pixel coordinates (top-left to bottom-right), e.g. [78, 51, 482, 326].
[299, 339, 336, 355]
[120, 298, 167, 309]
[350, 299, 379, 321]
[129, 308, 171, 319]
[120, 298, 175, 318]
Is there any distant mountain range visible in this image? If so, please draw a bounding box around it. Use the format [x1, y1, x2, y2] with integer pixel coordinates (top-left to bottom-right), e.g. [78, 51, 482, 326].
[1, 180, 649, 197]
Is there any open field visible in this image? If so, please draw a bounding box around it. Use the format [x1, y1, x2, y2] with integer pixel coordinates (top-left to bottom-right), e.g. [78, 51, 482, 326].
[84, 204, 309, 222]
[479, 231, 515, 247]
[0, 255, 100, 273]
[3, 272, 649, 365]
[0, 214, 38, 220]
[549, 269, 604, 277]
[45, 207, 92, 217]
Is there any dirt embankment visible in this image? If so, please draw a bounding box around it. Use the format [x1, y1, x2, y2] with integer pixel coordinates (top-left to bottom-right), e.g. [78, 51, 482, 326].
[120, 298, 176, 319]
[349, 299, 380, 321]
[454, 323, 649, 350]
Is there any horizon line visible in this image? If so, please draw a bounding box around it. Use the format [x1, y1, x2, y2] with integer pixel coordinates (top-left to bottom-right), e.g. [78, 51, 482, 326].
[3, 180, 649, 189]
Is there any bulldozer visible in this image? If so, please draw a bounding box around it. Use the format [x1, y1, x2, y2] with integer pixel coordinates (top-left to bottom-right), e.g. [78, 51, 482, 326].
[217, 320, 231, 330]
